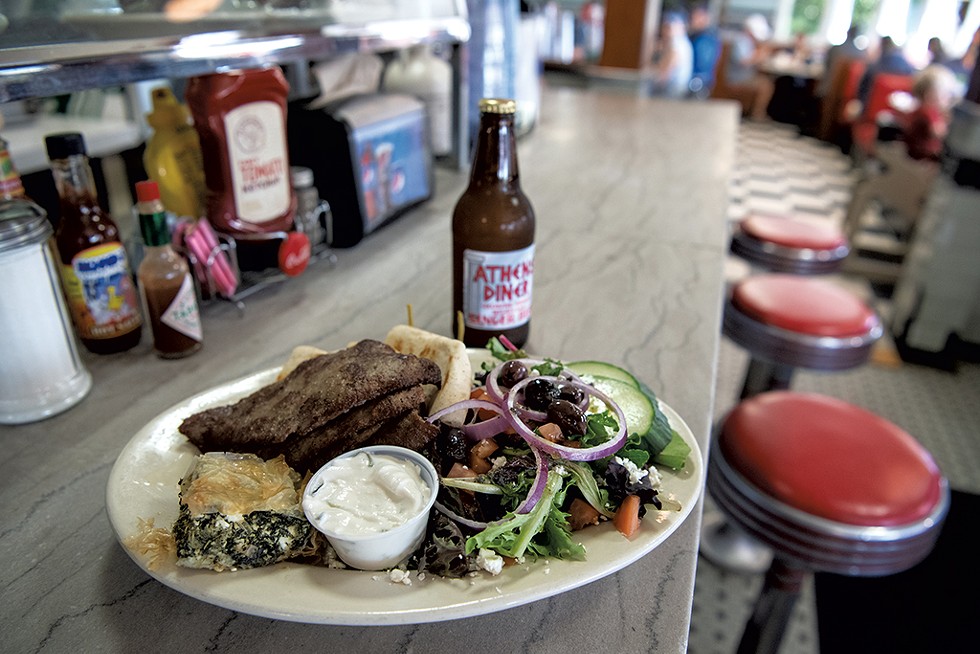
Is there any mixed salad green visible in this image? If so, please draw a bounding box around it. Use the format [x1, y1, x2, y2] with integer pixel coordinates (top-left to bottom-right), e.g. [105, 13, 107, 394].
[413, 339, 691, 577]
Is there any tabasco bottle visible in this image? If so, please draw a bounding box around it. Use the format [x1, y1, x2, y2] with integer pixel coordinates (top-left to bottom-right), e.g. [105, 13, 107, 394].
[45, 132, 143, 354]
[135, 181, 203, 359]
[452, 98, 535, 348]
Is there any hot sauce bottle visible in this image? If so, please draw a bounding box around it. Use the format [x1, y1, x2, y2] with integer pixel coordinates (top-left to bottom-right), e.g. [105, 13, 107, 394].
[46, 132, 143, 355]
[135, 181, 203, 359]
[452, 98, 535, 348]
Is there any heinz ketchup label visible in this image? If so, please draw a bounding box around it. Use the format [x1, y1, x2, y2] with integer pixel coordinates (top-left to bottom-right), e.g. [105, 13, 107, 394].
[225, 101, 291, 224]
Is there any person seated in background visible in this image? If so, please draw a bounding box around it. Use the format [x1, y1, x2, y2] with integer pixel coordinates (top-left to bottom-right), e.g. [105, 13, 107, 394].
[724, 13, 775, 120]
[817, 23, 868, 99]
[856, 36, 915, 105]
[688, 3, 721, 97]
[927, 37, 951, 68]
[903, 65, 959, 162]
[842, 65, 960, 245]
[650, 12, 694, 99]
[940, 27, 980, 87]
[791, 31, 812, 61]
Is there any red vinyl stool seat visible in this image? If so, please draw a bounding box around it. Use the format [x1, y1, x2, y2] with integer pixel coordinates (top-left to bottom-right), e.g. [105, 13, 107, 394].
[708, 392, 948, 654]
[723, 274, 882, 398]
[730, 214, 849, 274]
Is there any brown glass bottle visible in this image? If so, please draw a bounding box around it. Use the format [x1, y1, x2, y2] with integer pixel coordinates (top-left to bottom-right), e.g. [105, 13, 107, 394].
[46, 132, 143, 354]
[136, 181, 203, 359]
[452, 98, 535, 348]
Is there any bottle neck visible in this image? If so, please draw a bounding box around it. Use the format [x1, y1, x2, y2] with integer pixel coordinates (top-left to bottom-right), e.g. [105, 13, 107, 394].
[138, 202, 172, 248]
[470, 112, 519, 188]
[50, 154, 100, 207]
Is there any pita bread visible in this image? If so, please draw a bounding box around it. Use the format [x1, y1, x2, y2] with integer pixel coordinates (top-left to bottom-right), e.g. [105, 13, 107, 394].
[384, 325, 473, 426]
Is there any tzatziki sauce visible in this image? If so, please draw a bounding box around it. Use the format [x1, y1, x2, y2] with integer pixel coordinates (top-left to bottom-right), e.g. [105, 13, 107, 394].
[305, 452, 432, 536]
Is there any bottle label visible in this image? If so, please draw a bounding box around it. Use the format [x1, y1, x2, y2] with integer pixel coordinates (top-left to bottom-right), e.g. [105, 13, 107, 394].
[0, 147, 25, 198]
[225, 100, 291, 224]
[161, 274, 203, 342]
[61, 243, 142, 340]
[462, 245, 534, 331]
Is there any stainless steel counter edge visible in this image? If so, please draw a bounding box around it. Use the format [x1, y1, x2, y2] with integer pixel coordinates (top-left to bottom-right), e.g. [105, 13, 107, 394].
[0, 86, 739, 654]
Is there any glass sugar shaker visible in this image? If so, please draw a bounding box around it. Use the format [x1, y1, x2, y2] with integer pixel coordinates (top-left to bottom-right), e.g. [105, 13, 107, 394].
[0, 199, 93, 423]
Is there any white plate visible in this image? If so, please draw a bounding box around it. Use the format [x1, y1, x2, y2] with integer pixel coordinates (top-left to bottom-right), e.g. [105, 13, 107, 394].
[106, 366, 703, 625]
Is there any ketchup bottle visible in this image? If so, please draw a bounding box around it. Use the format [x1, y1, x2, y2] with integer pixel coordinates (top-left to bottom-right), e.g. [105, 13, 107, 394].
[46, 132, 143, 355]
[185, 66, 296, 236]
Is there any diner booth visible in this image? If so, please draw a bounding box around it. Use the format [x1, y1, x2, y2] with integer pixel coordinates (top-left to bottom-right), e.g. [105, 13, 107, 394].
[0, 1, 977, 653]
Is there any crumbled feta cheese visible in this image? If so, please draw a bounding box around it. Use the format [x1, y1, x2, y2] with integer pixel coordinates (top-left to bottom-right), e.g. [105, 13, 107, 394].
[554, 465, 568, 477]
[491, 456, 508, 470]
[476, 548, 504, 576]
[388, 568, 412, 586]
[648, 465, 663, 488]
[613, 456, 649, 485]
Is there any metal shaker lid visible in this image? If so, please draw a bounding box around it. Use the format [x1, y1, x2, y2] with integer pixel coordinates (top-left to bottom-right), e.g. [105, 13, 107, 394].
[0, 199, 52, 254]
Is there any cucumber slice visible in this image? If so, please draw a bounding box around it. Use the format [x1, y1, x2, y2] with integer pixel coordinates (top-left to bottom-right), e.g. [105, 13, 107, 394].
[653, 431, 692, 469]
[566, 360, 640, 388]
[587, 376, 654, 437]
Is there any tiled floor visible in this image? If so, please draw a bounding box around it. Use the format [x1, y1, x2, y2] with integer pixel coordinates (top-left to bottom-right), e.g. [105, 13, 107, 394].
[687, 120, 980, 654]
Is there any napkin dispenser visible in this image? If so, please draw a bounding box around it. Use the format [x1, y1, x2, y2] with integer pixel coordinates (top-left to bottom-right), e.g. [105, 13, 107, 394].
[287, 93, 433, 248]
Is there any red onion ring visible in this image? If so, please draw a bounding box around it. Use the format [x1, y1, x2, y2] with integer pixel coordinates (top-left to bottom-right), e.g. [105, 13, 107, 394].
[486, 358, 586, 411]
[514, 446, 549, 514]
[427, 399, 508, 441]
[504, 376, 628, 461]
[427, 398, 502, 423]
[430, 357, 629, 527]
[498, 335, 520, 352]
[461, 414, 509, 441]
[434, 500, 488, 530]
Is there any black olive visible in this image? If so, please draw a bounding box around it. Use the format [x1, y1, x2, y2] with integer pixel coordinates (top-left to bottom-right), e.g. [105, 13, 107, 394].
[547, 399, 588, 437]
[557, 383, 585, 406]
[498, 360, 528, 388]
[524, 378, 559, 411]
[438, 426, 468, 462]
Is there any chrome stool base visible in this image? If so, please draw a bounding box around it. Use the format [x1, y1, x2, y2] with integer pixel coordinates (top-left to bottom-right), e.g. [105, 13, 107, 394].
[699, 510, 773, 574]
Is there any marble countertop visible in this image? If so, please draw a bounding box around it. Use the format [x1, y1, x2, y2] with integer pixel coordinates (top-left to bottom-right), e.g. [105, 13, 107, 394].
[0, 86, 738, 653]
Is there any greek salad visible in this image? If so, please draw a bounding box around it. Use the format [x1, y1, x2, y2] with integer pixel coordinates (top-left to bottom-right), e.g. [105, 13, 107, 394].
[413, 338, 691, 578]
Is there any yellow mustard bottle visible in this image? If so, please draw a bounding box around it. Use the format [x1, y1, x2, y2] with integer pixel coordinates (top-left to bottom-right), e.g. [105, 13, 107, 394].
[143, 87, 207, 219]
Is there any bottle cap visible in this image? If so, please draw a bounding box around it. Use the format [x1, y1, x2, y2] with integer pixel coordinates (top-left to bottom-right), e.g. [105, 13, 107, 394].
[146, 86, 192, 129]
[290, 166, 315, 189]
[44, 132, 87, 160]
[136, 180, 161, 204]
[479, 98, 517, 115]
